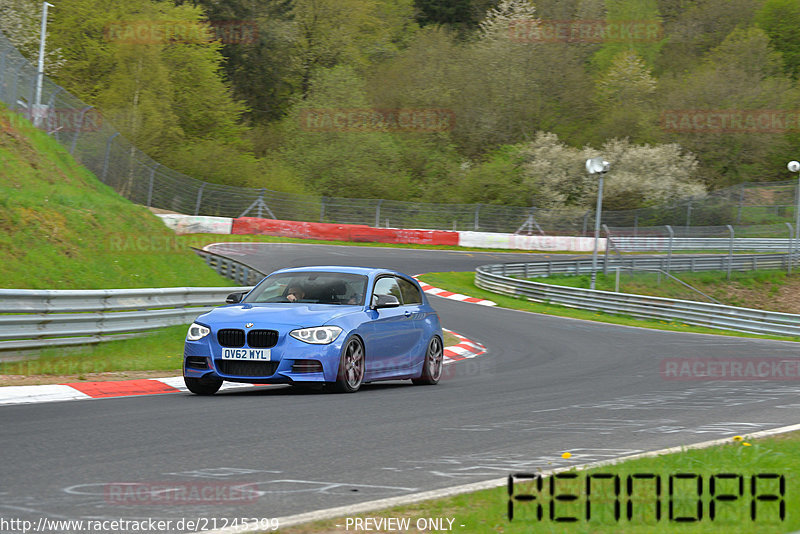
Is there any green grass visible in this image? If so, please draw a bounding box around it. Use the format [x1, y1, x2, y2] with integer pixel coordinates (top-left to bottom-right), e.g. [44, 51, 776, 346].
[0, 325, 187, 379]
[529, 268, 796, 311]
[0, 106, 233, 289]
[279, 431, 799, 533]
[417, 271, 800, 342]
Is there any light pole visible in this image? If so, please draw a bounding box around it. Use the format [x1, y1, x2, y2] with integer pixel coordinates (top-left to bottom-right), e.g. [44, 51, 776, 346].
[33, 2, 53, 128]
[586, 157, 610, 290]
[788, 160, 800, 272]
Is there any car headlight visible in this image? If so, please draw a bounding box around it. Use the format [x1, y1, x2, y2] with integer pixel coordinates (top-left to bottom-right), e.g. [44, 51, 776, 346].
[290, 326, 342, 345]
[187, 323, 211, 341]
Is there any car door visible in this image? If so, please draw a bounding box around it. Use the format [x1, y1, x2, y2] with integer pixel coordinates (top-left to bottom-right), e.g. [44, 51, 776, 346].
[395, 275, 427, 366]
[362, 276, 418, 378]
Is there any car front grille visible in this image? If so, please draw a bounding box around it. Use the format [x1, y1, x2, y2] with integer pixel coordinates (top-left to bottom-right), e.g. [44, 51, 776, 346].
[216, 360, 280, 377]
[247, 329, 278, 348]
[217, 329, 245, 348]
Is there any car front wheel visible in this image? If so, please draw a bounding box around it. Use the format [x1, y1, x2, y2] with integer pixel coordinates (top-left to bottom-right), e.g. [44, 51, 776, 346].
[331, 337, 364, 393]
[185, 375, 223, 395]
[413, 336, 443, 385]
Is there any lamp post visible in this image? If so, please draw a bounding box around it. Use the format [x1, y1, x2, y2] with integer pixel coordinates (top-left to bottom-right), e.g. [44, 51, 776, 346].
[33, 2, 53, 128]
[788, 160, 800, 272]
[586, 157, 610, 290]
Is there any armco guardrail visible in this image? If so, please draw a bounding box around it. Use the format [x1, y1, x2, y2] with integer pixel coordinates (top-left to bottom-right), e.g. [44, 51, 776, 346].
[489, 253, 797, 278]
[0, 250, 267, 353]
[0, 286, 250, 352]
[475, 255, 800, 337]
[192, 247, 267, 286]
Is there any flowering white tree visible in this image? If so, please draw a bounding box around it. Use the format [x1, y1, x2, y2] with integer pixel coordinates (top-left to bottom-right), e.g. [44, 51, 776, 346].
[518, 132, 704, 210]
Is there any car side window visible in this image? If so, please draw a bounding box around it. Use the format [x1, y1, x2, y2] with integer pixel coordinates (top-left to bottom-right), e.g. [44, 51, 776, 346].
[397, 277, 422, 305]
[372, 277, 402, 306]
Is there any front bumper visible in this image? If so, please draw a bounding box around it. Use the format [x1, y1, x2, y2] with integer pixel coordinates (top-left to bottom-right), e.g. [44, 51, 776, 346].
[183, 332, 343, 384]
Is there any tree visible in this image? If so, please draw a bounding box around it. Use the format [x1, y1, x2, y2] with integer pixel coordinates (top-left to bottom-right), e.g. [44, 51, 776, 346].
[658, 27, 800, 186]
[514, 132, 703, 211]
[457, 146, 534, 206]
[655, 0, 762, 75]
[290, 0, 392, 96]
[591, 50, 659, 142]
[280, 66, 419, 200]
[413, 0, 497, 32]
[756, 0, 800, 79]
[591, 0, 666, 72]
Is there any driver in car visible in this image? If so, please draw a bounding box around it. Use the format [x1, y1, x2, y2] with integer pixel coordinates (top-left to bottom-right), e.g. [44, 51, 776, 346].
[286, 285, 305, 302]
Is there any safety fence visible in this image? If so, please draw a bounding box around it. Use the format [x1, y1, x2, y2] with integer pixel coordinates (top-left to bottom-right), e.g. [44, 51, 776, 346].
[475, 255, 800, 337]
[606, 223, 798, 253]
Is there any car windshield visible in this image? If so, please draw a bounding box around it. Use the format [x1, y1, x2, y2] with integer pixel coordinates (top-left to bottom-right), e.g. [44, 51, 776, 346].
[244, 272, 368, 306]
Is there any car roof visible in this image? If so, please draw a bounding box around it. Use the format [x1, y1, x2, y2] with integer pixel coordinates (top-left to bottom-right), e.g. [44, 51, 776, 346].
[270, 265, 412, 278]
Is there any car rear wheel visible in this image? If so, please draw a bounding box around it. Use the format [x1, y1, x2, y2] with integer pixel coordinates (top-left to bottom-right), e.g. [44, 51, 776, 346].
[331, 337, 364, 393]
[413, 336, 443, 385]
[185, 375, 223, 395]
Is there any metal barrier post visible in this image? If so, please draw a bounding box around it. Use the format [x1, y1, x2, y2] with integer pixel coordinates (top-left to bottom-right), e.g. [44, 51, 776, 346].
[726, 224, 734, 280]
[9, 61, 25, 111]
[665, 225, 674, 274]
[101, 132, 120, 181]
[194, 183, 205, 216]
[602, 224, 611, 275]
[69, 105, 93, 155]
[736, 183, 745, 224]
[786, 222, 794, 275]
[146, 164, 159, 208]
[0, 48, 9, 99]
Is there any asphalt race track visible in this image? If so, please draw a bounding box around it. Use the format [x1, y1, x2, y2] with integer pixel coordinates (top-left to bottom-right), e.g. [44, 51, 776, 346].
[1, 243, 799, 530]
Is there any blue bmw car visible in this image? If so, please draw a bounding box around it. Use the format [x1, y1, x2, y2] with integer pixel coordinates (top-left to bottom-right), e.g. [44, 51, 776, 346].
[183, 266, 444, 394]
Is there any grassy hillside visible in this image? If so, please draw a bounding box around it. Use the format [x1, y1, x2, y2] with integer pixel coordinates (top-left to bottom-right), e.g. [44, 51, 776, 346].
[0, 106, 232, 289]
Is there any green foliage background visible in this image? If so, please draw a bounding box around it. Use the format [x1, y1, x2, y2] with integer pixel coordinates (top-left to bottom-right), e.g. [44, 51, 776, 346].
[5, 0, 800, 211]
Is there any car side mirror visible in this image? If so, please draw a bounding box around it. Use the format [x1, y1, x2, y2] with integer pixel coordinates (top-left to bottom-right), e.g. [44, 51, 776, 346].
[372, 294, 401, 309]
[226, 291, 246, 304]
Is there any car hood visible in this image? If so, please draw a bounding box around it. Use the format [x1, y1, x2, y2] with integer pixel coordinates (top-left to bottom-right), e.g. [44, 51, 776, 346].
[196, 303, 361, 328]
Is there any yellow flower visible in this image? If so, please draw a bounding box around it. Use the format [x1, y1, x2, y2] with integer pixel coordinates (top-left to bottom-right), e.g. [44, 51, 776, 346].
[562, 452, 572, 459]
[743, 442, 751, 447]
[732, 435, 743, 442]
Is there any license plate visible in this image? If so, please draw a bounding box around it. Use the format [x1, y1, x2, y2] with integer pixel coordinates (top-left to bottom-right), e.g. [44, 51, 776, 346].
[221, 348, 271, 361]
